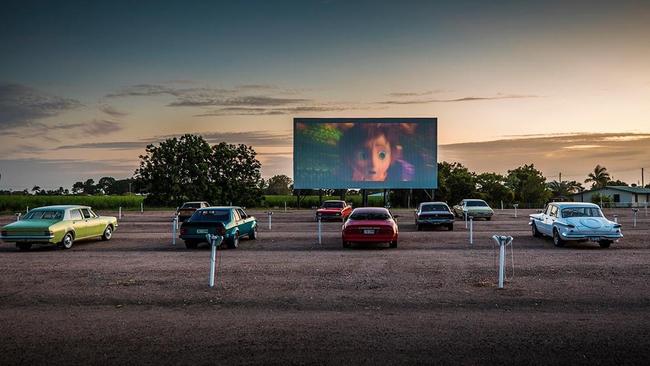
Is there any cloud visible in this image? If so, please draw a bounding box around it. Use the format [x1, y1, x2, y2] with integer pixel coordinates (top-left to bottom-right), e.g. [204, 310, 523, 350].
[168, 95, 311, 107]
[378, 94, 539, 105]
[82, 120, 122, 135]
[387, 90, 448, 97]
[0, 83, 82, 128]
[440, 132, 650, 183]
[99, 104, 128, 118]
[193, 105, 355, 116]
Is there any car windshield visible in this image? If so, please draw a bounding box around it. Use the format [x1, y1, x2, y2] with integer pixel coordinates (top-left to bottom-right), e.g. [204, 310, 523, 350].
[561, 207, 603, 218]
[421, 204, 448, 212]
[322, 201, 344, 208]
[182, 203, 202, 209]
[189, 209, 230, 222]
[349, 211, 391, 220]
[23, 210, 63, 220]
[466, 201, 488, 207]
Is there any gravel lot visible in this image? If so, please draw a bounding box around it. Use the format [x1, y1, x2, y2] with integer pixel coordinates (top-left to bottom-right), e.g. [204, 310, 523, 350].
[0, 208, 648, 365]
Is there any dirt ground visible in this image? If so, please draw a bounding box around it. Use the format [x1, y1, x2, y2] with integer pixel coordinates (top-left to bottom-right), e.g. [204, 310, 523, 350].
[0, 207, 648, 365]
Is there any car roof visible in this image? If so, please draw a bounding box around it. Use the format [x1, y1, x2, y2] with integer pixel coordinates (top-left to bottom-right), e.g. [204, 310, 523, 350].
[183, 201, 208, 204]
[552, 202, 600, 208]
[351, 207, 390, 214]
[463, 199, 486, 202]
[419, 201, 448, 206]
[198, 206, 241, 210]
[31, 205, 89, 210]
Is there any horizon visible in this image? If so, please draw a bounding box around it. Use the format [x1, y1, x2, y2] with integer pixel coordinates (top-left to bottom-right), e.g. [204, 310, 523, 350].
[1, 0, 649, 190]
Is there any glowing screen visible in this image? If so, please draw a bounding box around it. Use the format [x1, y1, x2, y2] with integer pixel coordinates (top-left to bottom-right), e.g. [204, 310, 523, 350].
[293, 118, 437, 189]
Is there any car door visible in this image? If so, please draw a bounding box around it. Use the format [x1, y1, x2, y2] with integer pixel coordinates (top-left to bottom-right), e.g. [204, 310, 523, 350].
[69, 209, 89, 238]
[231, 209, 242, 237]
[82, 208, 105, 237]
[237, 208, 254, 234]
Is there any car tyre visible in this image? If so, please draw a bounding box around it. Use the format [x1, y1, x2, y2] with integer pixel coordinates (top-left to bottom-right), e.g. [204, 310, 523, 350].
[448, 224, 454, 231]
[249, 226, 258, 240]
[599, 240, 612, 248]
[389, 240, 398, 248]
[531, 223, 542, 238]
[227, 232, 239, 249]
[552, 228, 565, 247]
[60, 232, 74, 249]
[17, 243, 32, 251]
[184, 240, 198, 249]
[101, 225, 113, 241]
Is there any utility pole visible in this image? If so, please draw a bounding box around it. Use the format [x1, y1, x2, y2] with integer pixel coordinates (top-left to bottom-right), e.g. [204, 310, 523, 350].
[559, 172, 562, 183]
[642, 168, 645, 187]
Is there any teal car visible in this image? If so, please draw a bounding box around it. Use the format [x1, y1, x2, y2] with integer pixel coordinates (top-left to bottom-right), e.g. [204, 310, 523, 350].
[179, 206, 257, 249]
[0, 205, 118, 251]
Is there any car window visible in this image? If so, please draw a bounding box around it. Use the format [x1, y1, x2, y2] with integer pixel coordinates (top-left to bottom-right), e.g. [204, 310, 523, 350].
[190, 209, 230, 222]
[23, 210, 63, 220]
[237, 209, 247, 219]
[466, 201, 488, 207]
[349, 211, 391, 220]
[182, 203, 202, 209]
[561, 207, 603, 218]
[81, 208, 92, 219]
[88, 209, 97, 218]
[421, 204, 448, 212]
[550, 205, 558, 217]
[70, 210, 83, 220]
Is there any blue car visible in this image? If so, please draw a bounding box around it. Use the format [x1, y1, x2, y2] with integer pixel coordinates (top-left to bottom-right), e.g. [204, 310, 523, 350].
[179, 206, 257, 249]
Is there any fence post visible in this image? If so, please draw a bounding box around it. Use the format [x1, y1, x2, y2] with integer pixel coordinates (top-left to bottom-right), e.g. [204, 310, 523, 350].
[318, 216, 322, 245]
[464, 211, 468, 229]
[469, 216, 474, 245]
[171, 215, 178, 245]
[513, 203, 519, 218]
[207, 234, 223, 288]
[492, 235, 514, 289]
[140, 202, 143, 213]
[284, 201, 287, 213]
[118, 206, 122, 220]
[267, 211, 273, 230]
[633, 208, 638, 228]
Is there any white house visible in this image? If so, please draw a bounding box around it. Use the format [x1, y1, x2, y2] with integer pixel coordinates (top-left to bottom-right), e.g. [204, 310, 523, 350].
[570, 186, 650, 207]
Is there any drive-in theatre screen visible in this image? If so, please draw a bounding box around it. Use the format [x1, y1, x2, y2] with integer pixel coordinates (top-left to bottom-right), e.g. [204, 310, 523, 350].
[294, 118, 437, 189]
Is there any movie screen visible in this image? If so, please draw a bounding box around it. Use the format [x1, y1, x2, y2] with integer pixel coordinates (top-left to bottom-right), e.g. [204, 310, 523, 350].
[293, 118, 437, 189]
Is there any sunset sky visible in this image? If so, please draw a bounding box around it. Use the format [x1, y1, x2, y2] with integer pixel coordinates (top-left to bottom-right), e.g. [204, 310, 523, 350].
[1, 0, 649, 190]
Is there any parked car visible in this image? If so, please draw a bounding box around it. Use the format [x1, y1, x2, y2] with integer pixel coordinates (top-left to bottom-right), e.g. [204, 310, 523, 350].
[0, 205, 117, 250]
[179, 206, 257, 249]
[177, 201, 210, 222]
[453, 199, 494, 220]
[414, 202, 454, 231]
[316, 200, 353, 221]
[529, 202, 622, 248]
[342, 207, 398, 248]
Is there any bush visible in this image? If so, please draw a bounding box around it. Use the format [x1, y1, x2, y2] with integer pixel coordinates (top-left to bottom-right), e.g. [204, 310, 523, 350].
[0, 195, 145, 213]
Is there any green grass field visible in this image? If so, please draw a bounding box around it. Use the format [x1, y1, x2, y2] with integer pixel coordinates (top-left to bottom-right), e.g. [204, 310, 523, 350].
[0, 194, 387, 213]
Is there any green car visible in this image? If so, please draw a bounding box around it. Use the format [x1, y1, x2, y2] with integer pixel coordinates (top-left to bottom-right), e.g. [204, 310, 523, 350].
[0, 205, 118, 251]
[179, 206, 257, 249]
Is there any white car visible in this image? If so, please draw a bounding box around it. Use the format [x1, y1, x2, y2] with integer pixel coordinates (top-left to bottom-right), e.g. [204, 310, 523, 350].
[529, 202, 623, 248]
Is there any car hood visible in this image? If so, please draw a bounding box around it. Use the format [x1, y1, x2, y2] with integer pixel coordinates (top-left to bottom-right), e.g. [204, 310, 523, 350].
[2, 219, 58, 230]
[564, 217, 615, 230]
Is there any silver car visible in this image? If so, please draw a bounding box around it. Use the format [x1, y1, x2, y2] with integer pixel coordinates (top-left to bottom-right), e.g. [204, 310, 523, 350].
[529, 202, 623, 248]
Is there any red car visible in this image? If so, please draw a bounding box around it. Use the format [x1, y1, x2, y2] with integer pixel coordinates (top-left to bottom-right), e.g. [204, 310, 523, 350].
[316, 200, 352, 222]
[342, 207, 398, 248]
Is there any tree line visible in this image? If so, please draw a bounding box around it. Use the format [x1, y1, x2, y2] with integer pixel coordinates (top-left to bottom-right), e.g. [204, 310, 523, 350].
[1, 135, 647, 209]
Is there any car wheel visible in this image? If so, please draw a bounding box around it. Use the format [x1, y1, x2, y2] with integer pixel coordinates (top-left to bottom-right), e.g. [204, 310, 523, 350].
[552, 229, 565, 247]
[184, 240, 198, 249]
[227, 232, 239, 249]
[389, 240, 398, 248]
[599, 240, 612, 248]
[531, 223, 541, 238]
[101, 225, 113, 241]
[60, 232, 74, 249]
[17, 243, 32, 251]
[249, 226, 258, 240]
[448, 224, 454, 231]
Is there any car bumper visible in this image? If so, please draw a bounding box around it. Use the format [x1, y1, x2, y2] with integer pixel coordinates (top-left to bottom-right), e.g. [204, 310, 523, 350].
[317, 213, 343, 220]
[0, 235, 56, 243]
[561, 232, 623, 241]
[342, 233, 397, 243]
[466, 212, 493, 218]
[417, 218, 454, 225]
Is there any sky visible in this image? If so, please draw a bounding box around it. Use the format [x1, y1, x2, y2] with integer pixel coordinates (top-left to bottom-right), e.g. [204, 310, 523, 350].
[1, 0, 649, 190]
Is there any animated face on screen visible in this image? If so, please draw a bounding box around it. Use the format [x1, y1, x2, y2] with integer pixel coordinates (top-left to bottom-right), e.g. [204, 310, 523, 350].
[340, 124, 410, 182]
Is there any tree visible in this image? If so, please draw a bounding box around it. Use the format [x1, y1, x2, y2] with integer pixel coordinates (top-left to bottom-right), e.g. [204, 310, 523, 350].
[435, 162, 477, 205]
[506, 164, 551, 208]
[83, 179, 97, 195]
[265, 175, 293, 195]
[31, 186, 41, 195]
[72, 181, 84, 194]
[585, 165, 610, 189]
[608, 179, 628, 187]
[547, 180, 584, 198]
[476, 172, 513, 206]
[97, 177, 117, 194]
[135, 134, 264, 207]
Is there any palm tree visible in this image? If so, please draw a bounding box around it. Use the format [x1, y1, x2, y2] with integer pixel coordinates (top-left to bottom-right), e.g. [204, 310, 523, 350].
[585, 165, 611, 189]
[547, 180, 584, 197]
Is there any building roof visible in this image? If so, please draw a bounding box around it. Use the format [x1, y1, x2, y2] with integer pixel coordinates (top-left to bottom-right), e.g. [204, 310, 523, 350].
[571, 185, 650, 196]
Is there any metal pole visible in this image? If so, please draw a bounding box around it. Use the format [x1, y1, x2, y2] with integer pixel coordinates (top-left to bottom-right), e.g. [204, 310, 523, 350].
[633, 209, 638, 228]
[172, 216, 177, 245]
[318, 217, 322, 245]
[26, 206, 29, 213]
[501, 200, 504, 211]
[645, 202, 648, 217]
[15, 213, 21, 221]
[613, 215, 618, 223]
[513, 204, 519, 218]
[469, 216, 474, 245]
[268, 212, 272, 230]
[284, 201, 287, 213]
[498, 239, 506, 288]
[209, 237, 217, 288]
[118, 207, 122, 220]
[464, 211, 468, 229]
[140, 202, 143, 213]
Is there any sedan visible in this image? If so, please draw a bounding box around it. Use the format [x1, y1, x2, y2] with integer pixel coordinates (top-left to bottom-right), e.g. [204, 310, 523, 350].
[529, 202, 622, 248]
[342, 207, 398, 248]
[177, 201, 211, 222]
[415, 202, 454, 231]
[453, 199, 494, 220]
[316, 200, 352, 222]
[0, 205, 117, 250]
[180, 206, 257, 249]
